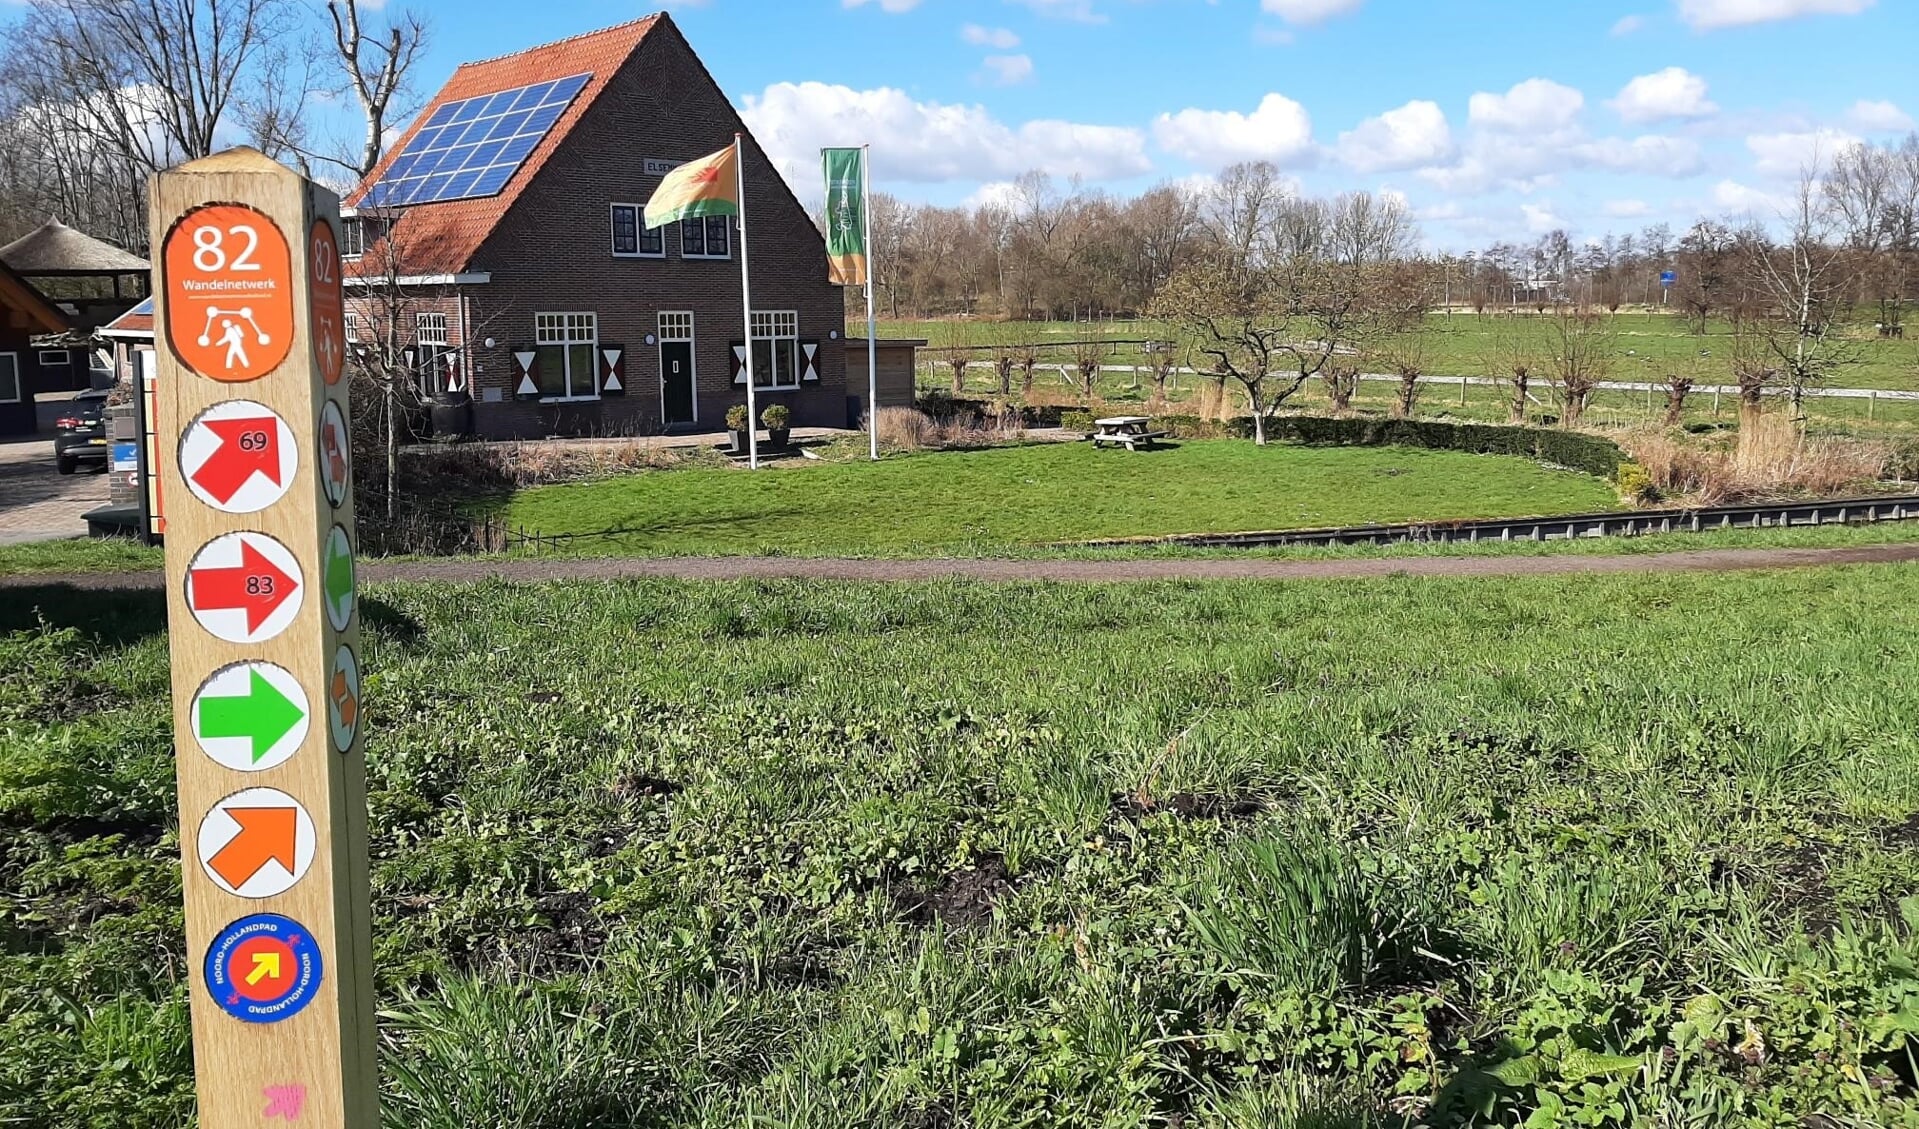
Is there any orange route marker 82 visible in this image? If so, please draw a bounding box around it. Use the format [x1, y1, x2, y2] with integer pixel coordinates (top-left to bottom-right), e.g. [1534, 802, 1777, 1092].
[165, 203, 295, 382]
[308, 220, 345, 386]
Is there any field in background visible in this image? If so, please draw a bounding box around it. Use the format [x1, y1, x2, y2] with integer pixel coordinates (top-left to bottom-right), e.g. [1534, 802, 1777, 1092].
[869, 312, 1919, 431]
[8, 568, 1919, 1125]
[494, 440, 1618, 554]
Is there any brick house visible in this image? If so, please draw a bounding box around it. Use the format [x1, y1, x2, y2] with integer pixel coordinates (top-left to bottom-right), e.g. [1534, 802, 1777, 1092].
[341, 13, 847, 440]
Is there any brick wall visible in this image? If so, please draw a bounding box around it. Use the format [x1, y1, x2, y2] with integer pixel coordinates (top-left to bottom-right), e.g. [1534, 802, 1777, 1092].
[452, 20, 846, 440]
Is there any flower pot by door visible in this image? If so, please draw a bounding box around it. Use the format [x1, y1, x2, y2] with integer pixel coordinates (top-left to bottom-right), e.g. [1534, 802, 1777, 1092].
[767, 427, 790, 449]
[730, 429, 752, 454]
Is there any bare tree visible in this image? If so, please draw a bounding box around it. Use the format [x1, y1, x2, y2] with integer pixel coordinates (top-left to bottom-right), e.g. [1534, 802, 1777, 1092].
[1483, 317, 1536, 426]
[1745, 171, 1858, 418]
[325, 0, 429, 180]
[1542, 304, 1613, 428]
[1072, 339, 1102, 401]
[1377, 333, 1426, 420]
[1321, 362, 1360, 416]
[1663, 369, 1694, 428]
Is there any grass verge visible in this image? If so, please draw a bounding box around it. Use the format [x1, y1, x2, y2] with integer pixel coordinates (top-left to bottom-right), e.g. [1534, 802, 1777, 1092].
[5, 568, 1919, 1125]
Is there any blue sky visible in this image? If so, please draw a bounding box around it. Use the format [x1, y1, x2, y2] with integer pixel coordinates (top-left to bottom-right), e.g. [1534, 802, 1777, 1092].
[391, 0, 1916, 249]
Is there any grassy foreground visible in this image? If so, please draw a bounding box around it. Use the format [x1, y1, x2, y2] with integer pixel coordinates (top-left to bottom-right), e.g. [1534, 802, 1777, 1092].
[6, 569, 1919, 1126]
[499, 440, 1619, 553]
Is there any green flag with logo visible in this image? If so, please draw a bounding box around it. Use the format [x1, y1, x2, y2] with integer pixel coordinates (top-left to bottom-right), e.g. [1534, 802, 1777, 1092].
[822, 147, 868, 287]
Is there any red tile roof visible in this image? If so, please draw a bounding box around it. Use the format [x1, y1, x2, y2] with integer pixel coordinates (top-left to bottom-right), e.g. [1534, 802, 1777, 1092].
[102, 296, 154, 338]
[344, 15, 662, 278]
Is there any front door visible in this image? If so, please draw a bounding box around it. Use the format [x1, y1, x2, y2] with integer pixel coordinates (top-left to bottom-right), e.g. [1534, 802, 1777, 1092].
[660, 340, 695, 425]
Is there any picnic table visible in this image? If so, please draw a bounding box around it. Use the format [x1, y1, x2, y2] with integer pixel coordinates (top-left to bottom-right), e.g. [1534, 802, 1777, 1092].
[1088, 415, 1167, 451]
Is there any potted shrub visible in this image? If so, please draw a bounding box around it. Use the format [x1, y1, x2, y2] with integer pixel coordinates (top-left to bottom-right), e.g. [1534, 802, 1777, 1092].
[761, 403, 791, 449]
[725, 404, 751, 453]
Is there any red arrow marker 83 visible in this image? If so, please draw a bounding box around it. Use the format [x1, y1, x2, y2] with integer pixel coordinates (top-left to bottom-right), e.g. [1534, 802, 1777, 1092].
[185, 532, 304, 644]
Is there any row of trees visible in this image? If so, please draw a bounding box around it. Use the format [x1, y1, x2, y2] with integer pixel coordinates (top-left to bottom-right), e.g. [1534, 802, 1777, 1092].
[0, 0, 426, 254]
[855, 137, 1919, 345]
[927, 152, 1908, 445]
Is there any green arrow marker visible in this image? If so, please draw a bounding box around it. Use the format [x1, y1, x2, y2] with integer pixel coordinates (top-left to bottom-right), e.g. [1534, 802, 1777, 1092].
[325, 537, 354, 607]
[198, 669, 306, 762]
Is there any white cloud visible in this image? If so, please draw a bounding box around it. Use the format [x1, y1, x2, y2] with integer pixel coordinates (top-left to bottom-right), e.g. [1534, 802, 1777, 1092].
[842, 0, 920, 11]
[1611, 14, 1646, 34]
[1676, 0, 1874, 30]
[1007, 0, 1105, 23]
[963, 180, 1022, 211]
[1604, 198, 1653, 217]
[1259, 0, 1364, 24]
[1337, 100, 1453, 172]
[1849, 99, 1914, 132]
[979, 54, 1034, 86]
[961, 24, 1020, 48]
[1577, 134, 1706, 174]
[1153, 93, 1316, 166]
[739, 82, 1151, 195]
[1469, 79, 1585, 135]
[1746, 128, 1860, 177]
[1609, 67, 1718, 123]
[1521, 202, 1563, 233]
[1713, 179, 1787, 214]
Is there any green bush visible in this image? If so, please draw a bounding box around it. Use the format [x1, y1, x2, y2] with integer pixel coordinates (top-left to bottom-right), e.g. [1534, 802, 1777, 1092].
[1058, 409, 1094, 433]
[1615, 462, 1657, 502]
[760, 403, 790, 430]
[724, 405, 749, 432]
[1257, 416, 1624, 478]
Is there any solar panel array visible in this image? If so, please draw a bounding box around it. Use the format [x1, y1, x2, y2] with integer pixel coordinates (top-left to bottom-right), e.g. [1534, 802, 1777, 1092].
[363, 73, 592, 207]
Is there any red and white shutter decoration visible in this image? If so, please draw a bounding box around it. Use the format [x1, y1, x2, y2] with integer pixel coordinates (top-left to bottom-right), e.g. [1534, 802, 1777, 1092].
[730, 341, 747, 385]
[600, 345, 625, 395]
[513, 347, 539, 399]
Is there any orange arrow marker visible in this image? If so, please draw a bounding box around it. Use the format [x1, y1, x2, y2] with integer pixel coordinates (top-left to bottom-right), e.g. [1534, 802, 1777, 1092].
[208, 806, 299, 889]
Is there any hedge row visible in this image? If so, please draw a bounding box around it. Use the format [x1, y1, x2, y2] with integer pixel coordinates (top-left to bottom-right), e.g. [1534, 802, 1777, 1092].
[915, 395, 1626, 480]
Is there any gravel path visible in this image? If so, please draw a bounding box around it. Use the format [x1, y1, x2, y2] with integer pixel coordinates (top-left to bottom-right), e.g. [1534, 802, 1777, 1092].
[8, 543, 1919, 590]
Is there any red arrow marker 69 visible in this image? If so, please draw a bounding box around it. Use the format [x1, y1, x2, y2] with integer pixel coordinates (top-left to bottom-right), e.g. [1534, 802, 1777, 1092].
[185, 532, 304, 643]
[179, 401, 297, 513]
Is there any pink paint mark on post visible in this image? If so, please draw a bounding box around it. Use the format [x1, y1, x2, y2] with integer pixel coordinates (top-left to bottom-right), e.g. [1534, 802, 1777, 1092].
[262, 1084, 306, 1120]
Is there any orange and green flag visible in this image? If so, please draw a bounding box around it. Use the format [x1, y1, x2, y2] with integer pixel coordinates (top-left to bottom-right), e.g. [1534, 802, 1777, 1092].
[643, 143, 739, 229]
[822, 147, 868, 286]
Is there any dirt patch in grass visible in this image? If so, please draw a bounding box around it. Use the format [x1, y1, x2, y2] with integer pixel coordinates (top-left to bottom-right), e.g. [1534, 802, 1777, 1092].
[893, 855, 1016, 928]
[1109, 791, 1265, 822]
[1881, 812, 1919, 849]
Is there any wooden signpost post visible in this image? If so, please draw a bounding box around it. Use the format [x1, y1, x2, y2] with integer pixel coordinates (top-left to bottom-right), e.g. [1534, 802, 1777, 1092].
[153, 149, 376, 1128]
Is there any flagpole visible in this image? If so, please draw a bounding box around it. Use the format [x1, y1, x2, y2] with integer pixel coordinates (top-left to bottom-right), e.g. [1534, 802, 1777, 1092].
[735, 133, 758, 470]
[863, 143, 878, 461]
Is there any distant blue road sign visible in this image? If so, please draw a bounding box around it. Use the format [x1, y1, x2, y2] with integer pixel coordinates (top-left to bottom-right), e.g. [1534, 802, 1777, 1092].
[1660, 271, 1677, 288]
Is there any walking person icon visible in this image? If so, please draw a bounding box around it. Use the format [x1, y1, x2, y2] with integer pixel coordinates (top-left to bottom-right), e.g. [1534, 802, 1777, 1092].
[197, 306, 273, 375]
[218, 319, 249, 372]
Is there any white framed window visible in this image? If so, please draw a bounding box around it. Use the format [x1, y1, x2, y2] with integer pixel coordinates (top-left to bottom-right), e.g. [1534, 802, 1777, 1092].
[416, 312, 450, 396]
[0, 354, 18, 403]
[340, 214, 387, 260]
[680, 215, 731, 259]
[750, 310, 798, 390]
[38, 349, 70, 368]
[535, 312, 598, 399]
[658, 311, 693, 341]
[344, 311, 361, 343]
[611, 204, 664, 258]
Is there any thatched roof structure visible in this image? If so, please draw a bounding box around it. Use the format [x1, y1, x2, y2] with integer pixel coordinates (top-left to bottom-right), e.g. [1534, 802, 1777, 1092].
[0, 220, 148, 276]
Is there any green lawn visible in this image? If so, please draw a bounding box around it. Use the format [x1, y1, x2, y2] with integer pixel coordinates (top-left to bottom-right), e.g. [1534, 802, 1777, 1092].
[6, 568, 1919, 1126]
[498, 440, 1620, 554]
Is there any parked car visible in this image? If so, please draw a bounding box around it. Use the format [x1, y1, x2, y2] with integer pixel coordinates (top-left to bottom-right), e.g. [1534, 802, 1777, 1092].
[53, 388, 112, 475]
